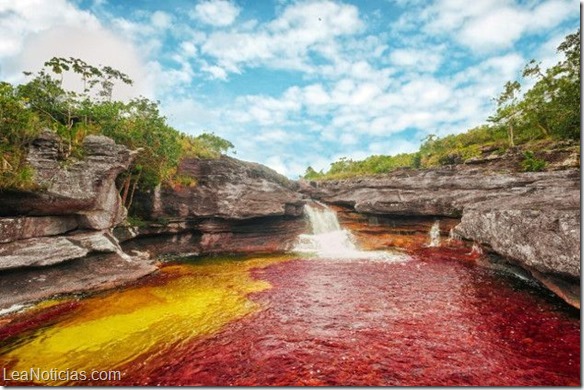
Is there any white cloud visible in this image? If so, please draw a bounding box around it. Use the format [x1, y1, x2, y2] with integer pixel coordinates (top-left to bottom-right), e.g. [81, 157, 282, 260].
[1, 0, 573, 179]
[162, 96, 220, 133]
[180, 41, 198, 57]
[0, 1, 151, 99]
[151, 10, 172, 29]
[368, 138, 419, 156]
[530, 0, 576, 31]
[303, 84, 330, 106]
[458, 7, 527, 51]
[201, 63, 228, 80]
[200, 0, 363, 74]
[191, 0, 240, 27]
[412, 0, 576, 52]
[389, 48, 443, 72]
[0, 0, 100, 59]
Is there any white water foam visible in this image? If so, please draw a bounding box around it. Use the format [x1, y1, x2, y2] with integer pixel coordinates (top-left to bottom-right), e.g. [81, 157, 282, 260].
[427, 220, 441, 247]
[292, 202, 409, 263]
[0, 303, 29, 317]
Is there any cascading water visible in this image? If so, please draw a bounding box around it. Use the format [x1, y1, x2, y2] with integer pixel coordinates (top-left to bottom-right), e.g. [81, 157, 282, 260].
[427, 220, 441, 247]
[292, 202, 407, 262]
[447, 227, 462, 243]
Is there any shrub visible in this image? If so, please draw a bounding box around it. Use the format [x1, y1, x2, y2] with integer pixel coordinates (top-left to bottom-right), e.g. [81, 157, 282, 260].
[521, 151, 547, 172]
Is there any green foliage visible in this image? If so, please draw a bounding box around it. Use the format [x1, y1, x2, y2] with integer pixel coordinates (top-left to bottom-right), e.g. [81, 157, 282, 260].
[193, 133, 235, 156]
[304, 153, 420, 180]
[307, 30, 579, 181]
[0, 57, 234, 197]
[303, 166, 323, 180]
[126, 215, 148, 228]
[521, 151, 547, 172]
[0, 82, 42, 190]
[493, 29, 580, 141]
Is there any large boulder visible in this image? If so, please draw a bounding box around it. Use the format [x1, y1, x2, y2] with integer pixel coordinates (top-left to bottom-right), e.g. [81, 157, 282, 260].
[0, 130, 134, 230]
[133, 156, 306, 220]
[454, 192, 580, 278]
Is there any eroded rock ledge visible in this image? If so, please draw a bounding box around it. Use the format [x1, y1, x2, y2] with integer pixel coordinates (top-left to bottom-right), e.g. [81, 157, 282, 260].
[0, 131, 156, 310]
[120, 156, 308, 256]
[0, 135, 309, 311]
[300, 167, 580, 307]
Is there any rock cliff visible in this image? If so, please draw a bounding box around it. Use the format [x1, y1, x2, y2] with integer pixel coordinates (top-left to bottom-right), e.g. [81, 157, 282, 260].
[120, 156, 308, 256]
[0, 131, 156, 310]
[0, 134, 310, 311]
[301, 167, 580, 307]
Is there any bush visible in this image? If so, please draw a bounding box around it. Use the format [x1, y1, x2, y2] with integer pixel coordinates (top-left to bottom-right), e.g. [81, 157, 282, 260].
[0, 57, 235, 210]
[521, 151, 547, 172]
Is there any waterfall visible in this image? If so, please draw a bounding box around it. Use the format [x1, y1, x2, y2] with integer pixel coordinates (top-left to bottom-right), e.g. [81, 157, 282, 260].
[469, 242, 483, 256]
[427, 220, 441, 247]
[292, 202, 408, 262]
[447, 228, 462, 243]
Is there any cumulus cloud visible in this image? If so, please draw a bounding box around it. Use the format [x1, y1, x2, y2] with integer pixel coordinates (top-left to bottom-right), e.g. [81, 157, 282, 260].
[151, 10, 172, 29]
[191, 0, 240, 27]
[1, 0, 575, 178]
[199, 0, 363, 74]
[0, 1, 151, 99]
[0, 0, 100, 59]
[416, 0, 576, 52]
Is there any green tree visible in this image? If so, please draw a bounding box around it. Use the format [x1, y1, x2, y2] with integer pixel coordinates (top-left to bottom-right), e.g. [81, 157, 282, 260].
[0, 82, 41, 189]
[1, 57, 236, 203]
[194, 132, 234, 156]
[488, 80, 521, 147]
[303, 166, 322, 180]
[521, 30, 580, 140]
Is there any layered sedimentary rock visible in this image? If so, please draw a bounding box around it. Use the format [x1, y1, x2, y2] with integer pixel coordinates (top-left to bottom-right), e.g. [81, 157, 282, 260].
[0, 131, 134, 228]
[301, 168, 578, 218]
[454, 190, 580, 307]
[122, 156, 308, 256]
[329, 205, 460, 251]
[0, 131, 156, 310]
[301, 167, 580, 307]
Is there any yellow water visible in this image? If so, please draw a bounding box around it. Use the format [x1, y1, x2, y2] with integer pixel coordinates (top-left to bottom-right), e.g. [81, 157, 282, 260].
[0, 255, 292, 385]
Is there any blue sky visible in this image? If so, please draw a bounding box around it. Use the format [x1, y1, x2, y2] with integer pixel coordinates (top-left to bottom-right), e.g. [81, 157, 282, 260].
[0, 0, 579, 177]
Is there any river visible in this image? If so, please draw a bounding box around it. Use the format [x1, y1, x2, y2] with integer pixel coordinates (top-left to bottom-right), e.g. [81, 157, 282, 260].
[0, 205, 579, 386]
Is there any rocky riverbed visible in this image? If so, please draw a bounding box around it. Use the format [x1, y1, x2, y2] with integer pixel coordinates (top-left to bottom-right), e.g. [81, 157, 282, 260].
[0, 133, 580, 309]
[299, 165, 580, 307]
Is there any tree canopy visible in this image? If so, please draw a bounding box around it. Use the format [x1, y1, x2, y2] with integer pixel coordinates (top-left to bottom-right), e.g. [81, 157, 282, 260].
[0, 57, 234, 206]
[305, 30, 580, 181]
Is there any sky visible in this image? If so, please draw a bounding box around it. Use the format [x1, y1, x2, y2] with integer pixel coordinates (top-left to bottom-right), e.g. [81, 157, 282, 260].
[0, 0, 579, 178]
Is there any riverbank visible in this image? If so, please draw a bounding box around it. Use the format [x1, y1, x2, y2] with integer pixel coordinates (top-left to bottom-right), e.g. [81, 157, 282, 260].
[0, 132, 580, 310]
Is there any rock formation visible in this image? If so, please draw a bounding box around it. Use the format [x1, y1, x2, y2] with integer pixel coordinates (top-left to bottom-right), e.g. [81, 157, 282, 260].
[119, 156, 308, 256]
[0, 130, 579, 311]
[301, 167, 580, 307]
[0, 133, 309, 311]
[0, 130, 156, 310]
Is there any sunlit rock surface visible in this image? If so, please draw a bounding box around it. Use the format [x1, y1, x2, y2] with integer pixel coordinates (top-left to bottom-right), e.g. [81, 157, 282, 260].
[301, 167, 580, 307]
[0, 132, 154, 310]
[123, 156, 308, 256]
[133, 156, 305, 220]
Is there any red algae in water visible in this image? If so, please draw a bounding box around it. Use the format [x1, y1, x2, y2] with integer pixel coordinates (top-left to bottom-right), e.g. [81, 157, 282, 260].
[109, 251, 579, 386]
